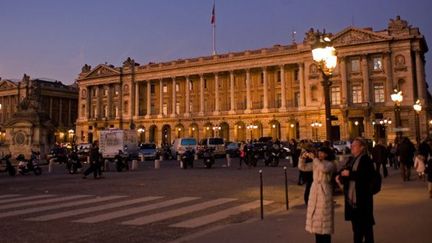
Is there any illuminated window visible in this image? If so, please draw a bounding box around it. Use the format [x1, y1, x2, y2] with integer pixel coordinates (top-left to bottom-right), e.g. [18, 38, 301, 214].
[373, 57, 383, 71]
[351, 59, 360, 72]
[331, 86, 341, 105]
[352, 85, 362, 103]
[374, 84, 385, 103]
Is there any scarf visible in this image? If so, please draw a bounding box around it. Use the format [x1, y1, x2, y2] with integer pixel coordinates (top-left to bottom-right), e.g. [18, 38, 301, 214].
[348, 154, 362, 208]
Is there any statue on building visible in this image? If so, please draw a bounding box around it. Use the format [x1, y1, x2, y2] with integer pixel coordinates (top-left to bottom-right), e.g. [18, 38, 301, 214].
[81, 64, 91, 73]
[388, 16, 410, 36]
[18, 78, 41, 112]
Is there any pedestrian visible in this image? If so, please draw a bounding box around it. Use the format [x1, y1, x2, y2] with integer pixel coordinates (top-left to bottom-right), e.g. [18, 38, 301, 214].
[82, 140, 102, 179]
[414, 152, 426, 181]
[299, 146, 314, 205]
[397, 137, 416, 181]
[371, 139, 388, 178]
[289, 139, 300, 168]
[238, 141, 246, 169]
[336, 137, 375, 243]
[426, 158, 432, 198]
[305, 146, 336, 243]
[387, 142, 397, 169]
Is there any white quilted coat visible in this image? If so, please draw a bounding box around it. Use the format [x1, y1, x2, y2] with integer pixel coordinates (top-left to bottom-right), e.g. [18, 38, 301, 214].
[305, 158, 335, 235]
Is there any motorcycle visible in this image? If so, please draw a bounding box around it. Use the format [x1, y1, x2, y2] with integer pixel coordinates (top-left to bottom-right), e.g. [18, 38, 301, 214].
[245, 144, 258, 167]
[181, 149, 195, 169]
[66, 150, 82, 174]
[201, 147, 215, 169]
[0, 154, 16, 176]
[17, 153, 42, 175]
[114, 150, 129, 172]
[264, 144, 281, 167]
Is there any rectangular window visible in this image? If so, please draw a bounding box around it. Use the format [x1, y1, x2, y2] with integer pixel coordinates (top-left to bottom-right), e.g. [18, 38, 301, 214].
[374, 84, 385, 103]
[189, 81, 193, 91]
[351, 59, 360, 72]
[124, 101, 128, 114]
[373, 57, 383, 71]
[294, 92, 300, 107]
[331, 86, 341, 105]
[162, 103, 168, 115]
[81, 105, 85, 117]
[352, 85, 362, 104]
[176, 101, 180, 115]
[163, 84, 167, 93]
[175, 83, 179, 92]
[150, 84, 155, 94]
[261, 73, 264, 84]
[276, 93, 281, 107]
[294, 69, 299, 81]
[277, 71, 281, 82]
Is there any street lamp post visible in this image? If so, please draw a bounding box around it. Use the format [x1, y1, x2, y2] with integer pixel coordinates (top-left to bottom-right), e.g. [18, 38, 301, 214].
[391, 89, 403, 139]
[413, 99, 422, 144]
[246, 124, 258, 141]
[311, 32, 337, 143]
[212, 125, 221, 137]
[311, 121, 322, 141]
[137, 127, 145, 143]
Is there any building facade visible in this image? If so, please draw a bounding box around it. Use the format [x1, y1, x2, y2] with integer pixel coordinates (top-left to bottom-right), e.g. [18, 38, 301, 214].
[0, 74, 78, 144]
[76, 17, 430, 145]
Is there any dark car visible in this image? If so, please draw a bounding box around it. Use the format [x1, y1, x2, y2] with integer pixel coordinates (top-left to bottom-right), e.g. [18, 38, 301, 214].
[225, 142, 240, 157]
[138, 143, 158, 161]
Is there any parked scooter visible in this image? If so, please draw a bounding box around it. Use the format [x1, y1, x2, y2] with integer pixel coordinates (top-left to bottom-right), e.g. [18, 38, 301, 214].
[0, 154, 16, 176]
[114, 150, 129, 172]
[67, 150, 82, 174]
[181, 148, 195, 169]
[17, 152, 42, 175]
[201, 147, 215, 169]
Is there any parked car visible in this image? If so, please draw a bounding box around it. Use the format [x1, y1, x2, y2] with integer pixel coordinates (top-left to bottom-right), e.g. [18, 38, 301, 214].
[333, 140, 351, 154]
[198, 137, 226, 157]
[225, 142, 240, 157]
[171, 138, 197, 158]
[138, 143, 158, 161]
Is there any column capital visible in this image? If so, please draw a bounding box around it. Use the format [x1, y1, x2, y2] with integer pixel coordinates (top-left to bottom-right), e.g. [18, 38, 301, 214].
[213, 72, 219, 76]
[261, 66, 268, 72]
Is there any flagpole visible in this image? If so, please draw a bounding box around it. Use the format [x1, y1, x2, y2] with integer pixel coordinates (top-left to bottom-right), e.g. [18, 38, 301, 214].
[212, 0, 216, 55]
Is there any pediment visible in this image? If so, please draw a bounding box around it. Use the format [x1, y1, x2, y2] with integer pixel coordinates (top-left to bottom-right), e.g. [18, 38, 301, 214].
[0, 80, 18, 90]
[332, 27, 390, 46]
[84, 64, 120, 79]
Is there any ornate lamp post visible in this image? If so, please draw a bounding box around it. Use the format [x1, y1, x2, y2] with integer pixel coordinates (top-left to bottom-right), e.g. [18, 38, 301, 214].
[246, 124, 258, 141]
[391, 89, 403, 138]
[212, 125, 221, 137]
[311, 121, 322, 141]
[413, 99, 422, 144]
[137, 127, 145, 143]
[311, 33, 337, 142]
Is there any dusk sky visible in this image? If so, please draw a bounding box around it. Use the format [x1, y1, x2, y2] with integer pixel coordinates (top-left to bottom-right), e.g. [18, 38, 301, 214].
[0, 0, 431, 87]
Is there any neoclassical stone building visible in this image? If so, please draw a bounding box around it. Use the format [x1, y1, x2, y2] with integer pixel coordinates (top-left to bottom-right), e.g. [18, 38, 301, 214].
[0, 75, 78, 144]
[76, 17, 430, 145]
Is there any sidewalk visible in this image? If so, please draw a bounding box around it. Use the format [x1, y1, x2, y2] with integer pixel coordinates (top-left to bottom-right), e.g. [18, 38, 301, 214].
[174, 170, 432, 243]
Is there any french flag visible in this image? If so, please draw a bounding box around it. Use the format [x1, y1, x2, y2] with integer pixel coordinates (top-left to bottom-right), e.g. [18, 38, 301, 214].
[211, 3, 215, 24]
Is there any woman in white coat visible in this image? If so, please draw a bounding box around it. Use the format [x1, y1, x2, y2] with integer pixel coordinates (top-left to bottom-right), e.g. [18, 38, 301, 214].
[305, 146, 336, 243]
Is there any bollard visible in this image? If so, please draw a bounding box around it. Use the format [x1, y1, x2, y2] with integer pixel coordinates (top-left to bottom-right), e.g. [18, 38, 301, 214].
[159, 155, 164, 161]
[87, 156, 90, 164]
[140, 154, 144, 162]
[284, 166, 289, 210]
[154, 159, 160, 169]
[131, 160, 138, 171]
[180, 160, 183, 169]
[194, 153, 198, 161]
[259, 169, 264, 220]
[226, 154, 231, 167]
[104, 159, 110, 172]
[48, 159, 54, 173]
[177, 154, 181, 161]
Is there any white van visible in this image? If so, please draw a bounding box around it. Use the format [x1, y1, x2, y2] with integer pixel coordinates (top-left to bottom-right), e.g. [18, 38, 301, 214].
[199, 137, 226, 157]
[171, 138, 197, 157]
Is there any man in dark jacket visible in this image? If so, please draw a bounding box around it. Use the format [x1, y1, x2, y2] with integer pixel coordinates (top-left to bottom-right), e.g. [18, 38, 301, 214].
[83, 140, 102, 179]
[397, 137, 416, 181]
[337, 137, 375, 243]
[371, 139, 388, 178]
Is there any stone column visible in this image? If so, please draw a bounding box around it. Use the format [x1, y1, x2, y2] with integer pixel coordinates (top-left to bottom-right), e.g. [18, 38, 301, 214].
[199, 74, 204, 116]
[361, 55, 370, 104]
[158, 79, 163, 118]
[107, 85, 112, 119]
[86, 87, 91, 118]
[145, 81, 151, 118]
[96, 86, 102, 118]
[213, 73, 220, 115]
[261, 67, 269, 113]
[415, 50, 427, 101]
[229, 71, 235, 114]
[384, 52, 394, 106]
[135, 82, 140, 117]
[59, 99, 63, 125]
[171, 77, 176, 118]
[279, 65, 287, 112]
[299, 63, 305, 107]
[185, 76, 190, 117]
[49, 97, 53, 118]
[340, 57, 348, 104]
[245, 69, 251, 113]
[68, 99, 72, 126]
